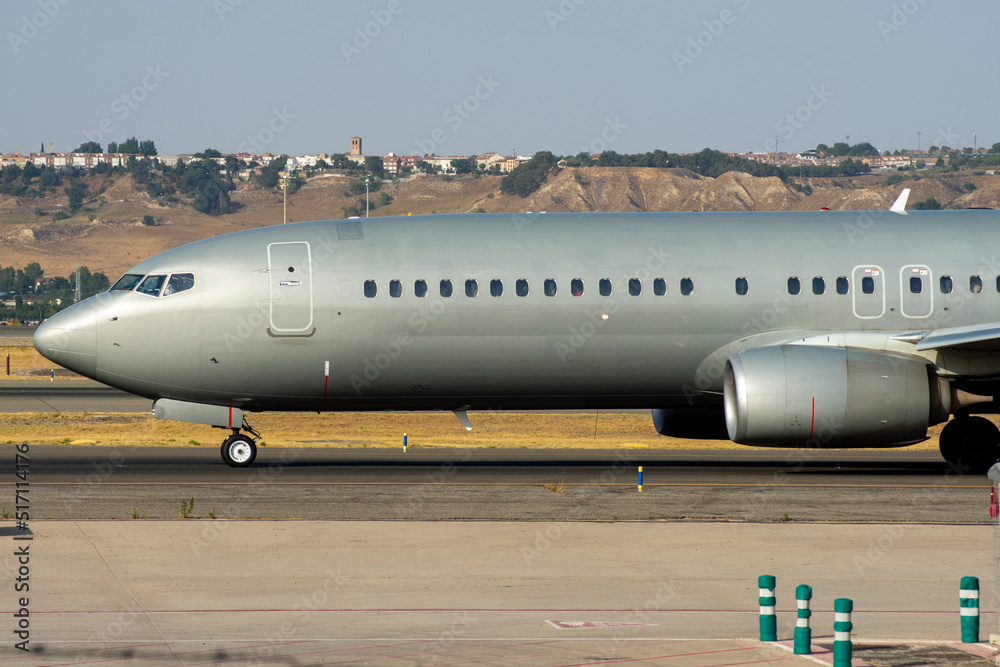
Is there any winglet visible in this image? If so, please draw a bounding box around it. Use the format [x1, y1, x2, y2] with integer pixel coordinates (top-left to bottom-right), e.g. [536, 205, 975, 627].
[890, 188, 910, 215]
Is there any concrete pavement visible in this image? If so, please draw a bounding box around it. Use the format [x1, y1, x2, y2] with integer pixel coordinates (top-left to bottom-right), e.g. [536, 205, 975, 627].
[4, 521, 999, 665]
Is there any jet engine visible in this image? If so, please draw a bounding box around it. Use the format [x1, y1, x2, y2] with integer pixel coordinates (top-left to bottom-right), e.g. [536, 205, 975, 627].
[723, 345, 949, 448]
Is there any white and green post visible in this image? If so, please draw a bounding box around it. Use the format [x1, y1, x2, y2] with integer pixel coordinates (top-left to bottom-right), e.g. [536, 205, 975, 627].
[960, 576, 979, 643]
[758, 575, 777, 641]
[833, 598, 853, 667]
[793, 584, 812, 654]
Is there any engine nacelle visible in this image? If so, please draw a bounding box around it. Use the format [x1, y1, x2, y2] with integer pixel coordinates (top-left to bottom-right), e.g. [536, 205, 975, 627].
[652, 408, 729, 439]
[724, 345, 948, 448]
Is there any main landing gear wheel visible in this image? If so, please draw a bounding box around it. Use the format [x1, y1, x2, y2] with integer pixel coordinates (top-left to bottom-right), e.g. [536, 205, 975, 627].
[221, 433, 257, 467]
[938, 416, 1000, 475]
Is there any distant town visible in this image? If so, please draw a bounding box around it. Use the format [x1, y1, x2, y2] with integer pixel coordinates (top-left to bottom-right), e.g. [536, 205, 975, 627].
[4, 136, 1000, 178]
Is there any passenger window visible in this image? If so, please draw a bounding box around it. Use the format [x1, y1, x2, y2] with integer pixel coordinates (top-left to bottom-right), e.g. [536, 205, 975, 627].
[136, 274, 166, 297]
[571, 279, 584, 296]
[787, 277, 801, 295]
[111, 273, 144, 291]
[812, 277, 825, 295]
[910, 277, 922, 294]
[363, 280, 377, 298]
[996, 276, 1000, 293]
[970, 275, 983, 294]
[861, 276, 875, 294]
[516, 279, 529, 297]
[389, 280, 402, 298]
[628, 278, 641, 296]
[735, 277, 749, 296]
[940, 276, 953, 294]
[680, 278, 694, 295]
[440, 279, 453, 297]
[414, 280, 428, 297]
[490, 279, 503, 297]
[599, 278, 612, 296]
[836, 277, 849, 295]
[653, 278, 666, 296]
[163, 273, 194, 296]
[465, 279, 478, 297]
[544, 279, 557, 297]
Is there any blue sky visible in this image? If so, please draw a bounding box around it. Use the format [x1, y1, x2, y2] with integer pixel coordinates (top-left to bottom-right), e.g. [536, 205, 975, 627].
[2, 0, 997, 158]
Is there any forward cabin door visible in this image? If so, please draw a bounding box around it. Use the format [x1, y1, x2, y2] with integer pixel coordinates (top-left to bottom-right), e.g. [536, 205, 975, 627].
[267, 241, 314, 336]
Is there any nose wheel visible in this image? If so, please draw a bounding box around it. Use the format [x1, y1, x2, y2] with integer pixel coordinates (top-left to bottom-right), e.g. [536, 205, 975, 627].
[220, 419, 262, 467]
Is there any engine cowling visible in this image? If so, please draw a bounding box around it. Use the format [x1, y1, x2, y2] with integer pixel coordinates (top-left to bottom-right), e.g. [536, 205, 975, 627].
[652, 408, 729, 439]
[723, 345, 948, 448]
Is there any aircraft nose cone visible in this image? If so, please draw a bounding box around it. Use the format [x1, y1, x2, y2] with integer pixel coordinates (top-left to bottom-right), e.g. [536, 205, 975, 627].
[33, 297, 97, 378]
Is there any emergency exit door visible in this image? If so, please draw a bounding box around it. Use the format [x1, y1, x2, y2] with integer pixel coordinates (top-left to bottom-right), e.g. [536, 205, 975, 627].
[267, 242, 314, 335]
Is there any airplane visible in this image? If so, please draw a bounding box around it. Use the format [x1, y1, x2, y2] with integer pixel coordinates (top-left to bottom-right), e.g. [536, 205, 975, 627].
[32, 189, 1000, 471]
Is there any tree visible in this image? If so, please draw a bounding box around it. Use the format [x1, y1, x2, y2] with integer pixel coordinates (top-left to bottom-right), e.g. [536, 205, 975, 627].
[142, 214, 156, 226]
[911, 197, 941, 210]
[830, 142, 851, 157]
[815, 143, 830, 153]
[195, 148, 222, 158]
[74, 141, 103, 154]
[500, 151, 558, 197]
[450, 158, 477, 174]
[363, 156, 385, 177]
[20, 162, 40, 182]
[846, 142, 879, 157]
[23, 262, 42, 281]
[992, 142, 1000, 154]
[117, 137, 140, 154]
[377, 191, 392, 207]
[66, 180, 88, 213]
[107, 141, 118, 154]
[138, 139, 157, 156]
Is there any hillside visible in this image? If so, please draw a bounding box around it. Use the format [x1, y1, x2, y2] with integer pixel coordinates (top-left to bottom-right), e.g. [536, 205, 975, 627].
[1, 167, 998, 280]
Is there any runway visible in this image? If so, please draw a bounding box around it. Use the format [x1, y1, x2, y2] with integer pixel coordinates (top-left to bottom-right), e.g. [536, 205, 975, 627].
[0, 380, 150, 412]
[3, 444, 988, 522]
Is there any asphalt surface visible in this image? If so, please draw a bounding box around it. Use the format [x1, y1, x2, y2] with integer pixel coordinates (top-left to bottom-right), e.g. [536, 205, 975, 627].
[0, 380, 150, 412]
[2, 444, 989, 522]
[0, 324, 35, 338]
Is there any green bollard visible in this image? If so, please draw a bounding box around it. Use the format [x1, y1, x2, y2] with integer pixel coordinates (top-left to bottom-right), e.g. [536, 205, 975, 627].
[960, 576, 980, 643]
[793, 584, 812, 654]
[758, 575, 777, 641]
[833, 598, 853, 667]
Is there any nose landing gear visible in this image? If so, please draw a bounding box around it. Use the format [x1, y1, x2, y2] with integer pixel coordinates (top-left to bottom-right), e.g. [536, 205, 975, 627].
[220, 418, 262, 467]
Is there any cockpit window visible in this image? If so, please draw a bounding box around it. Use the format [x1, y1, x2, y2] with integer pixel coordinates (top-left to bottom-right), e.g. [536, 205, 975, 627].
[111, 273, 144, 291]
[136, 274, 166, 297]
[163, 273, 195, 296]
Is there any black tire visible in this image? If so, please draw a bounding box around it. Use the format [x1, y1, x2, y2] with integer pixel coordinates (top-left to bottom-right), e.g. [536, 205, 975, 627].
[221, 433, 257, 468]
[939, 416, 1000, 474]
